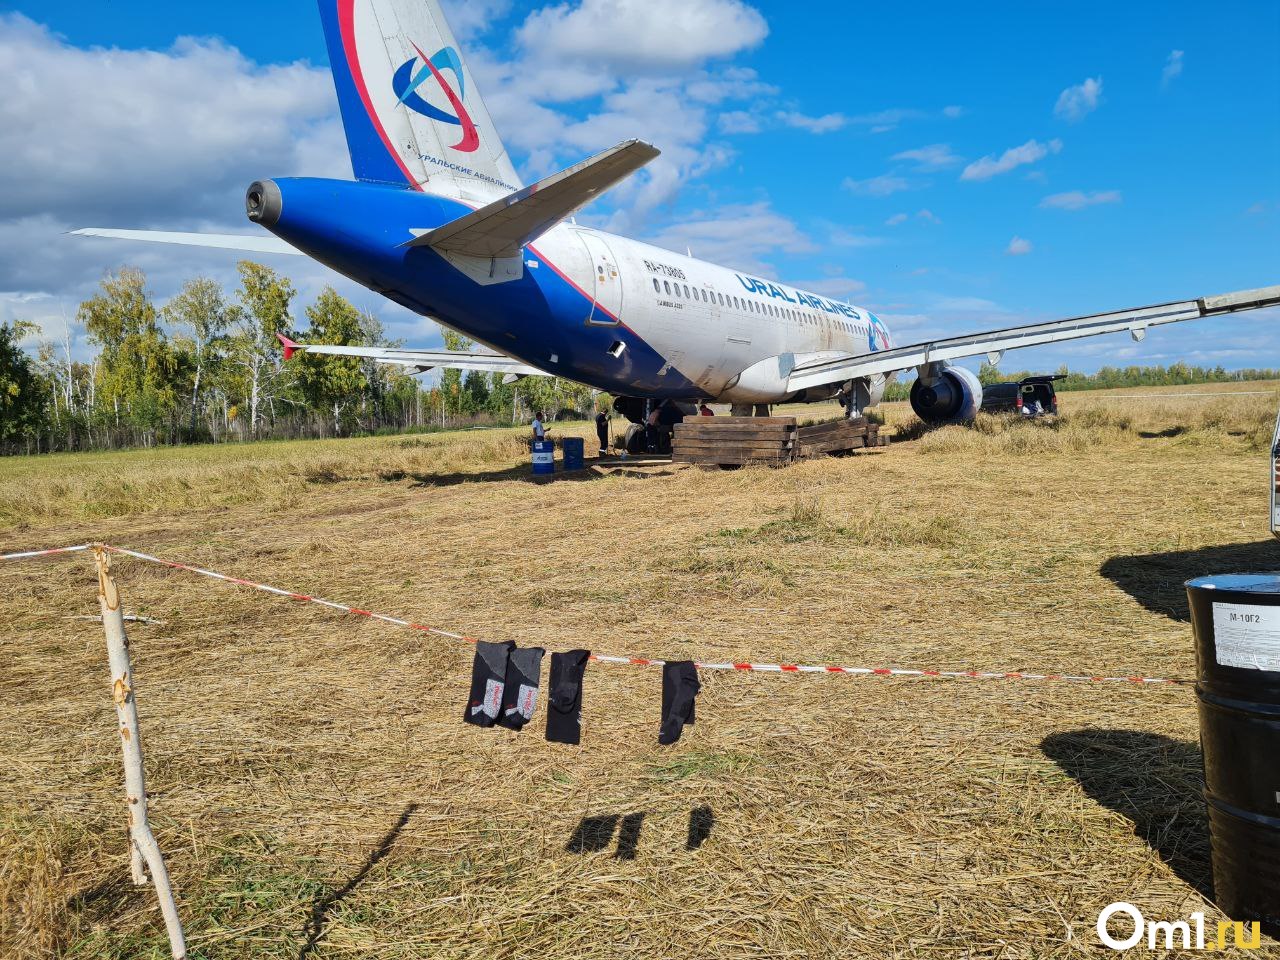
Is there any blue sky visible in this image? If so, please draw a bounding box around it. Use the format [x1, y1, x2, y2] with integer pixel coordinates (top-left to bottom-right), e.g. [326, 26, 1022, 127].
[2, 0, 1277, 373]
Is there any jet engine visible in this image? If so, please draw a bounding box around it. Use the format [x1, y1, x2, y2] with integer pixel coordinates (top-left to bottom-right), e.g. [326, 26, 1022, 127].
[909, 363, 982, 424]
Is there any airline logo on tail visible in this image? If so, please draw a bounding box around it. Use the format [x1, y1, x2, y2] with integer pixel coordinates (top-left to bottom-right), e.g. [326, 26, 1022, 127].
[868, 314, 891, 351]
[392, 43, 479, 153]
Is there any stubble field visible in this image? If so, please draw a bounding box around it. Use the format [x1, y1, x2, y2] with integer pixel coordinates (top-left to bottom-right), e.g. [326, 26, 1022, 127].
[2, 381, 1279, 958]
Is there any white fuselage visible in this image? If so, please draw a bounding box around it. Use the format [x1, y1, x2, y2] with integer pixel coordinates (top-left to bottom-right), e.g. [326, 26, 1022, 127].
[526, 220, 894, 403]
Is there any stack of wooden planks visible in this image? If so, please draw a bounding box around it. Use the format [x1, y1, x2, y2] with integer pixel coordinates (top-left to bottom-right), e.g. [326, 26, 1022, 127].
[671, 416, 798, 467]
[796, 417, 888, 458]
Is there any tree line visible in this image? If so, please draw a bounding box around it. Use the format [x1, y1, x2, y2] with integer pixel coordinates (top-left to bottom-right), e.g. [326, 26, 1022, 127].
[1, 262, 597, 455]
[882, 361, 1280, 402]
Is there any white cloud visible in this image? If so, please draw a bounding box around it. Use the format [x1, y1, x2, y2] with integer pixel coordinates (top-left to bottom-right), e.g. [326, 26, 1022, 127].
[516, 0, 768, 71]
[842, 173, 911, 197]
[718, 110, 761, 134]
[0, 15, 346, 225]
[942, 105, 965, 119]
[1053, 77, 1102, 122]
[891, 143, 962, 170]
[440, 0, 513, 39]
[1039, 190, 1122, 210]
[1006, 236, 1033, 256]
[776, 110, 847, 133]
[1162, 50, 1184, 87]
[643, 201, 814, 275]
[961, 139, 1062, 181]
[827, 227, 884, 248]
[886, 209, 940, 226]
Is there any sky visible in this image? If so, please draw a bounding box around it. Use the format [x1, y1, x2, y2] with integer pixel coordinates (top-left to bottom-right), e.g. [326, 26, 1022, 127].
[1, 0, 1277, 375]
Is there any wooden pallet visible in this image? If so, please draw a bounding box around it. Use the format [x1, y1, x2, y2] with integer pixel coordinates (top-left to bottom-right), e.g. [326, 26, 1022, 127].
[796, 417, 889, 458]
[672, 416, 798, 466]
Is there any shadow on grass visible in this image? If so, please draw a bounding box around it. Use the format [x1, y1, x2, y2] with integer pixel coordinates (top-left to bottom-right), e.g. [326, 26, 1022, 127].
[1101, 541, 1280, 622]
[1041, 729, 1210, 897]
[298, 802, 417, 959]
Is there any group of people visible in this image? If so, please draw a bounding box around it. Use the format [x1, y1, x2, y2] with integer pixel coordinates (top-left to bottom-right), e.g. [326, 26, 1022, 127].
[532, 402, 717, 459]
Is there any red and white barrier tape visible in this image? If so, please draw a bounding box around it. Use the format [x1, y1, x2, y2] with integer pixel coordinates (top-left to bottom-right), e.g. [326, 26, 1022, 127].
[1, 543, 1194, 687]
[0, 544, 93, 561]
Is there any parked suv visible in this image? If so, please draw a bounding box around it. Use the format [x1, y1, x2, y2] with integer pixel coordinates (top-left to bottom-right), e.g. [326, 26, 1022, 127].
[981, 375, 1062, 416]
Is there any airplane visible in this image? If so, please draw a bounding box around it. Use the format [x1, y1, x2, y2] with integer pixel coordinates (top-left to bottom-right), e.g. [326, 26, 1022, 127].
[73, 0, 1280, 444]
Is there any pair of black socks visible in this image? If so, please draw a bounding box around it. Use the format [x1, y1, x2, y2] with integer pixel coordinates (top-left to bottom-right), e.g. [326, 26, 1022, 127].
[659, 661, 700, 745]
[464, 640, 545, 731]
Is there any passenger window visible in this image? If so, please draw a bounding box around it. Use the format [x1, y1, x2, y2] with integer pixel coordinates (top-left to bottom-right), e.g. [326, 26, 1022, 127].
[702, 289, 709, 302]
[653, 278, 660, 292]
[664, 281, 671, 294]
[684, 285, 691, 298]
[718, 293, 725, 306]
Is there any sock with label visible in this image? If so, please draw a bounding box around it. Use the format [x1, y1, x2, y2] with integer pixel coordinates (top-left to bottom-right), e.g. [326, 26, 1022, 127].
[659, 660, 701, 745]
[498, 647, 545, 731]
[464, 640, 515, 728]
[546, 649, 590, 744]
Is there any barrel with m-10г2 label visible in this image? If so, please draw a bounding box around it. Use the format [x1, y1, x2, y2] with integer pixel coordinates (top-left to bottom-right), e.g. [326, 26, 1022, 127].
[1186, 574, 1280, 937]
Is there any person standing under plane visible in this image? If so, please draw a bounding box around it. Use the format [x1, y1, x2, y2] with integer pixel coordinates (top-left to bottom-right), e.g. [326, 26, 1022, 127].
[595, 408, 610, 457]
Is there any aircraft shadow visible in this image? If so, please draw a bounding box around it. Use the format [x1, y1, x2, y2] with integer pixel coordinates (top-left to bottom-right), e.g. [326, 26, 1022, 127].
[1041, 730, 1210, 898]
[1100, 540, 1280, 622]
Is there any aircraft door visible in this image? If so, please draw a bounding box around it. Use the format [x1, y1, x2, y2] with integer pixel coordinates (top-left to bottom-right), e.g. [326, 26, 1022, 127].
[579, 231, 623, 326]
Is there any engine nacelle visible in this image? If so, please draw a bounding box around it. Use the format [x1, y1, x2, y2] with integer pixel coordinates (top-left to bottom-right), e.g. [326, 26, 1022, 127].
[910, 363, 983, 424]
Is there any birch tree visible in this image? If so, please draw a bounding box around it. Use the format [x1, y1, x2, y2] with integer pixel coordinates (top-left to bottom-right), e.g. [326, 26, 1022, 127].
[230, 261, 295, 435]
[164, 277, 233, 436]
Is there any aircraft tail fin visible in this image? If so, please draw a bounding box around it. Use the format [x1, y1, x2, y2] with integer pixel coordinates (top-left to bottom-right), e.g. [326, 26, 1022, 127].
[317, 0, 521, 201]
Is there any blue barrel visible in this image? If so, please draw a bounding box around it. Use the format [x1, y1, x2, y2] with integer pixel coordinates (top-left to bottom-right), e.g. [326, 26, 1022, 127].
[562, 437, 585, 471]
[1186, 574, 1280, 937]
[531, 440, 555, 475]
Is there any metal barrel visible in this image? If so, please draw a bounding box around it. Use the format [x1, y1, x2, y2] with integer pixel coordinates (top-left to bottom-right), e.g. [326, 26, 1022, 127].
[1186, 573, 1280, 936]
[561, 437, 585, 471]
[531, 440, 555, 476]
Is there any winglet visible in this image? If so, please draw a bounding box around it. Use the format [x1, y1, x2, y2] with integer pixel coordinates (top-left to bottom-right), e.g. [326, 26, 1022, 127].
[277, 333, 301, 361]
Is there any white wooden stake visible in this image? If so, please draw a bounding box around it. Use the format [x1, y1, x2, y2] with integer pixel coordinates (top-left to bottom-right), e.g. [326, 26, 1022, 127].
[94, 547, 188, 960]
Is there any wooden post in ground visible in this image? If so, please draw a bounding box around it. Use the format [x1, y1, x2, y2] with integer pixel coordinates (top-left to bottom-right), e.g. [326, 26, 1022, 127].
[93, 546, 187, 960]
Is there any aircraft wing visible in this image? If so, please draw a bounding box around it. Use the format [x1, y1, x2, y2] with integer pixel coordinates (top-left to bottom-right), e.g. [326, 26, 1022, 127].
[786, 284, 1280, 393]
[70, 228, 305, 256]
[276, 335, 547, 378]
[404, 139, 660, 259]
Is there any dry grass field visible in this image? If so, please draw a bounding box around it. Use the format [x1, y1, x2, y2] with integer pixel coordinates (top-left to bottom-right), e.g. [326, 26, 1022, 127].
[3, 381, 1280, 958]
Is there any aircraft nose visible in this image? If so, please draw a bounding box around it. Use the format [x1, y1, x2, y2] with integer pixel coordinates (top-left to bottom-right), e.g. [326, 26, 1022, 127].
[245, 180, 282, 228]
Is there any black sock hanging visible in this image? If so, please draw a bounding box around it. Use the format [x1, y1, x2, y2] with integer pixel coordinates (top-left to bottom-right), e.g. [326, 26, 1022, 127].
[659, 660, 701, 745]
[464, 640, 515, 728]
[498, 647, 545, 731]
[546, 649, 590, 744]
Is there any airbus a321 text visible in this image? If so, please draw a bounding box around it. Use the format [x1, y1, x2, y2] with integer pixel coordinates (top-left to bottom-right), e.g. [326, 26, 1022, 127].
[74, 0, 1280, 430]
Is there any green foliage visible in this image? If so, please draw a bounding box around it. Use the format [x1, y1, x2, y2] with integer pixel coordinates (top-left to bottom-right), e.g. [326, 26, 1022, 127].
[79, 267, 182, 439]
[0, 320, 43, 442]
[294, 287, 368, 434]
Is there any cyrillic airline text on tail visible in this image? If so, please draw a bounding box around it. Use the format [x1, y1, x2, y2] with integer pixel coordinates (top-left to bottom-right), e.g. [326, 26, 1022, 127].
[317, 0, 521, 200]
